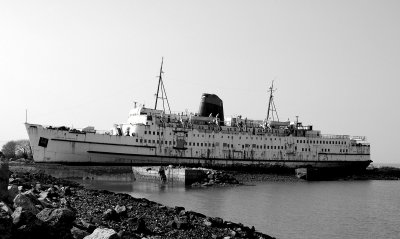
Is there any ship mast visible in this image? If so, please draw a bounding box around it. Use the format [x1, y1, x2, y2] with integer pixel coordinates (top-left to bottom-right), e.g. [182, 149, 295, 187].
[266, 81, 279, 122]
[154, 57, 171, 114]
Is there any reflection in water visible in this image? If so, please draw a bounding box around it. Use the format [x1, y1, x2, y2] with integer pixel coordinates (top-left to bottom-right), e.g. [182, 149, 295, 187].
[38, 165, 134, 182]
[42, 165, 400, 239]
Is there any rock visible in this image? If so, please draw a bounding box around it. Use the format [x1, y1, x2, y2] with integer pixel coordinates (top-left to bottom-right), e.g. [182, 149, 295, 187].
[13, 218, 45, 239]
[0, 162, 9, 202]
[117, 230, 139, 239]
[178, 209, 186, 216]
[13, 193, 40, 215]
[102, 208, 119, 221]
[174, 216, 189, 230]
[61, 186, 72, 196]
[12, 206, 36, 227]
[204, 219, 212, 227]
[174, 206, 185, 214]
[0, 201, 13, 215]
[114, 205, 127, 216]
[71, 226, 90, 239]
[47, 186, 59, 198]
[38, 191, 49, 200]
[37, 207, 76, 238]
[211, 217, 224, 227]
[167, 219, 177, 228]
[79, 219, 96, 233]
[11, 207, 45, 239]
[35, 183, 42, 191]
[135, 217, 148, 233]
[83, 228, 119, 239]
[0, 201, 12, 239]
[7, 185, 19, 202]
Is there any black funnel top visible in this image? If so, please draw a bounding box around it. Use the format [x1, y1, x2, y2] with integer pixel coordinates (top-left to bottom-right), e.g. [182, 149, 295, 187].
[198, 93, 224, 126]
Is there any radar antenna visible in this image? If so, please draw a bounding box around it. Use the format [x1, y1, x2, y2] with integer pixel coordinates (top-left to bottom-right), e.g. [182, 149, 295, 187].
[266, 81, 280, 122]
[154, 57, 171, 114]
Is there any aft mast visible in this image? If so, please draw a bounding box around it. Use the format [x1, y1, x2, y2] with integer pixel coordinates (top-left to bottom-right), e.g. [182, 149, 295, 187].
[154, 57, 171, 114]
[266, 81, 280, 122]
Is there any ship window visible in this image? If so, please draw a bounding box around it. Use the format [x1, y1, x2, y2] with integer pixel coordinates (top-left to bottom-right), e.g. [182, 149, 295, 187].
[157, 140, 159, 144]
[295, 146, 297, 150]
[302, 148, 304, 151]
[201, 143, 203, 147]
[212, 143, 215, 147]
[221, 136, 223, 138]
[198, 134, 200, 137]
[264, 145, 266, 149]
[136, 139, 138, 142]
[239, 137, 241, 139]
[274, 146, 276, 149]
[144, 131, 147, 134]
[231, 144, 233, 148]
[140, 139, 142, 143]
[202, 135, 204, 137]
[197, 143, 199, 146]
[161, 132, 163, 136]
[153, 132, 155, 135]
[165, 141, 167, 144]
[153, 140, 155, 144]
[144, 139, 147, 143]
[242, 145, 244, 149]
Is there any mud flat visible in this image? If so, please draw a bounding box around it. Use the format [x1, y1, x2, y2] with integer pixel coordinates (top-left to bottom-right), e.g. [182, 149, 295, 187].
[0, 162, 275, 239]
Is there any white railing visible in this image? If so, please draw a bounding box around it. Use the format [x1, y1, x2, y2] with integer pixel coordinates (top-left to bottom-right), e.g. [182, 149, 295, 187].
[320, 134, 350, 139]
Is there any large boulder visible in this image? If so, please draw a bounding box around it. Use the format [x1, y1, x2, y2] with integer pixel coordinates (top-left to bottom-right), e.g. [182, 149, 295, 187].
[0, 201, 12, 239]
[13, 193, 40, 215]
[37, 207, 76, 238]
[83, 228, 119, 239]
[12, 206, 36, 227]
[37, 207, 76, 227]
[0, 162, 9, 202]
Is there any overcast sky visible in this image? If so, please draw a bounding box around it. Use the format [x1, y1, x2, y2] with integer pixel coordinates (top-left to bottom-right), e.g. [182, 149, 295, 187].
[1, 0, 399, 163]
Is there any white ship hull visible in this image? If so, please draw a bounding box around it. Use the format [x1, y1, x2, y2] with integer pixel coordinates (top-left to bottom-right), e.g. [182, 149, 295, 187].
[26, 123, 371, 170]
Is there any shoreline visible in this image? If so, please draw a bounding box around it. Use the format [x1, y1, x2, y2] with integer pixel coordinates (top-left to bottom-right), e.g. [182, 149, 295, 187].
[1, 163, 275, 239]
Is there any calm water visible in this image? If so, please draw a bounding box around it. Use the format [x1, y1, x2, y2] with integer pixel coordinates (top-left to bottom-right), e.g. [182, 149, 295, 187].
[72, 178, 400, 239]
[39, 165, 400, 239]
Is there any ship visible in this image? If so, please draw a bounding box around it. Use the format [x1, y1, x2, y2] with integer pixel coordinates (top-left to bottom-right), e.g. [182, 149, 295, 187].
[25, 59, 371, 171]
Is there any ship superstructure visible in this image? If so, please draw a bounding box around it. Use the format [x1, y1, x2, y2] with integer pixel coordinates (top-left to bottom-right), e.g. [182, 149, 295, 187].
[25, 60, 371, 169]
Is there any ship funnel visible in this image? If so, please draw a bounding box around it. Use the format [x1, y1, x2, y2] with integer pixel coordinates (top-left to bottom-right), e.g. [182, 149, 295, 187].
[198, 93, 224, 126]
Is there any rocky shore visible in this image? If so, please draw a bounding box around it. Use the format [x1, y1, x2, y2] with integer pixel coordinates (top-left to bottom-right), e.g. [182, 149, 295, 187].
[0, 162, 275, 239]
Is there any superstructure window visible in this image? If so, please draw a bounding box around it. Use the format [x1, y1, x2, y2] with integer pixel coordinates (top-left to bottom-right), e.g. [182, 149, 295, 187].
[144, 131, 147, 134]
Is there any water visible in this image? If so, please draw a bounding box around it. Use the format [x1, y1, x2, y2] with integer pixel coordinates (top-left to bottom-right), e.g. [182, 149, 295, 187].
[40, 166, 400, 239]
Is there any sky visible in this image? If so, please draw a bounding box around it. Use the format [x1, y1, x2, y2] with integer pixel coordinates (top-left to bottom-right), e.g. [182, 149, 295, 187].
[0, 0, 399, 163]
